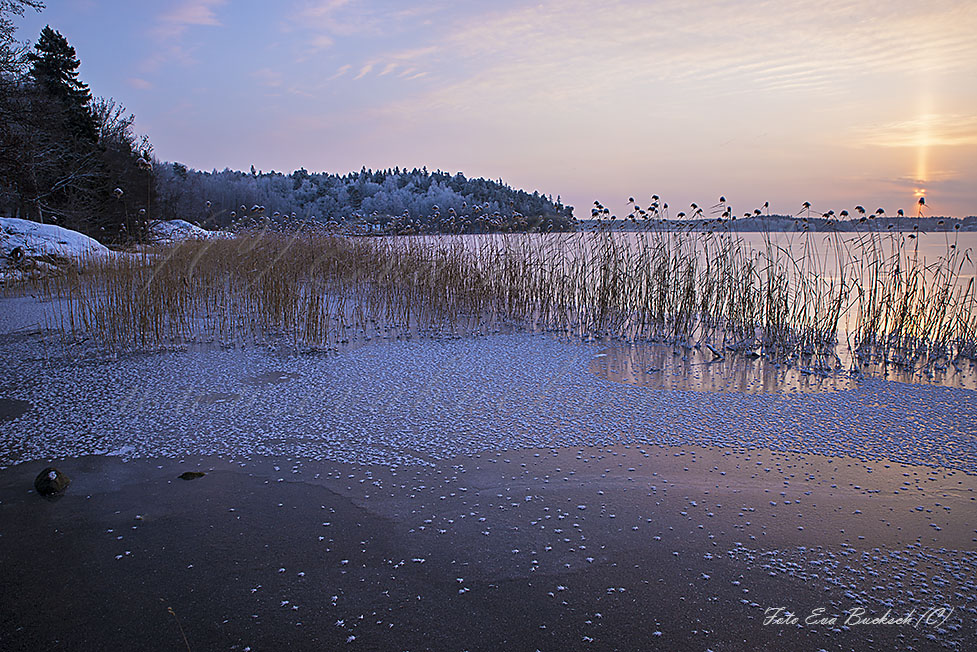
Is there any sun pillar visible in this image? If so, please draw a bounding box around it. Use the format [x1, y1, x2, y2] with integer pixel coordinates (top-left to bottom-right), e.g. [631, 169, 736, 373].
[913, 92, 931, 202]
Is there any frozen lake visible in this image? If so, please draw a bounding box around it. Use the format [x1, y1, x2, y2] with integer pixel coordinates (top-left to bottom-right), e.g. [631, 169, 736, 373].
[1, 293, 976, 471]
[1, 292, 975, 650]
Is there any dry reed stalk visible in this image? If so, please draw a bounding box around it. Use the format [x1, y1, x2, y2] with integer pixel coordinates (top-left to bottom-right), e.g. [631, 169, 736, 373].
[27, 217, 975, 372]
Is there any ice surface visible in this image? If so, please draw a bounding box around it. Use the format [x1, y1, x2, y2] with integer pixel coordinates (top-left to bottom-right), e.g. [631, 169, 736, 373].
[0, 323, 975, 473]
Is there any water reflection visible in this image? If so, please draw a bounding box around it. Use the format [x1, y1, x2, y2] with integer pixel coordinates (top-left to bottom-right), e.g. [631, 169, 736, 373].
[590, 343, 977, 394]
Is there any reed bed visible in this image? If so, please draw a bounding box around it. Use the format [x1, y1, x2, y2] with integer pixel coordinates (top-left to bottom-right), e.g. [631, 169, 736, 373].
[39, 219, 977, 377]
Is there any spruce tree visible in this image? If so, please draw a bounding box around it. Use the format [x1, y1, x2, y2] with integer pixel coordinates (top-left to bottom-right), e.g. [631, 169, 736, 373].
[27, 25, 97, 142]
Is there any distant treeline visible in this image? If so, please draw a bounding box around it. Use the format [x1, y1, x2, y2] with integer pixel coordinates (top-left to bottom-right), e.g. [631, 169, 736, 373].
[155, 164, 575, 234]
[579, 215, 977, 233]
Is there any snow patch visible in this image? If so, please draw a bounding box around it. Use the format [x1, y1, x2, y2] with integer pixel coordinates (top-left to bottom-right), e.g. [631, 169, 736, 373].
[1, 217, 110, 259]
[149, 219, 219, 243]
[1, 217, 111, 283]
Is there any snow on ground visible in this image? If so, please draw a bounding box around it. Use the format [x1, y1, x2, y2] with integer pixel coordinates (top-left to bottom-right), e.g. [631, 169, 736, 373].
[0, 217, 224, 283]
[0, 216, 113, 281]
[1, 217, 113, 284]
[148, 219, 219, 243]
[1, 217, 110, 260]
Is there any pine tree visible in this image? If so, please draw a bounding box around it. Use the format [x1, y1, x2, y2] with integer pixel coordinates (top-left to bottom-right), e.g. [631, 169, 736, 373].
[27, 25, 97, 142]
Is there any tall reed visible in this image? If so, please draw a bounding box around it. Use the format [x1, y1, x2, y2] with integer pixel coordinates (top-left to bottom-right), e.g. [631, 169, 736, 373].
[38, 216, 976, 376]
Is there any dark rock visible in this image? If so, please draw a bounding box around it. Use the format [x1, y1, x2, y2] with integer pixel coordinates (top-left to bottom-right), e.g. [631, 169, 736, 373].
[0, 397, 32, 422]
[34, 467, 70, 497]
[178, 471, 206, 481]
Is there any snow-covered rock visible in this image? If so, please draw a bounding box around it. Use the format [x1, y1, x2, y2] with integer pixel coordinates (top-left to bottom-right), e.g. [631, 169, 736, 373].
[1, 217, 110, 260]
[148, 219, 217, 243]
[1, 217, 111, 283]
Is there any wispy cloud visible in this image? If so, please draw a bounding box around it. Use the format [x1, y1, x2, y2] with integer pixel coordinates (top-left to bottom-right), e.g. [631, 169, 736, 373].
[289, 0, 370, 47]
[127, 77, 152, 90]
[298, 0, 353, 23]
[855, 114, 977, 148]
[347, 46, 439, 81]
[287, 1, 444, 72]
[151, 0, 226, 41]
[139, 0, 227, 73]
[385, 0, 972, 102]
[109, 0, 976, 217]
[328, 64, 352, 80]
[308, 34, 334, 51]
[353, 62, 374, 80]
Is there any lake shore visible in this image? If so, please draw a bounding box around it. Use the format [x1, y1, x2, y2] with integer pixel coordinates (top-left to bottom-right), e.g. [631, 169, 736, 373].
[2, 448, 973, 651]
[1, 293, 974, 650]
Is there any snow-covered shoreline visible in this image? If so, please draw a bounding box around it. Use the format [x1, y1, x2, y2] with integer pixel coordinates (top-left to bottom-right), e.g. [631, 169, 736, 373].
[1, 215, 110, 258]
[0, 217, 226, 284]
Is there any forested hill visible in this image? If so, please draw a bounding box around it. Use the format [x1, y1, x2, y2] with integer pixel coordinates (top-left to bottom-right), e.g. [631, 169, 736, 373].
[155, 165, 576, 234]
[0, 8, 572, 240]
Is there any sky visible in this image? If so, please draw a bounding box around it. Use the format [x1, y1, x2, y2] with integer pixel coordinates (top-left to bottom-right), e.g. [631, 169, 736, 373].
[12, 0, 977, 218]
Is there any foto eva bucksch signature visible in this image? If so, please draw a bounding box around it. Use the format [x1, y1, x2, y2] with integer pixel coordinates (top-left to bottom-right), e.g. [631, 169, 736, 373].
[763, 606, 954, 629]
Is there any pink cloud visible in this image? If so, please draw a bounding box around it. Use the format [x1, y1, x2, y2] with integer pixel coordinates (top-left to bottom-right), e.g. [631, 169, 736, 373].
[152, 0, 227, 40]
[353, 62, 374, 80]
[309, 34, 335, 51]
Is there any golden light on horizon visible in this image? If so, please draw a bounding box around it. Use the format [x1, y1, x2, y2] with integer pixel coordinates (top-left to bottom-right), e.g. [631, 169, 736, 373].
[914, 147, 928, 185]
[914, 92, 932, 185]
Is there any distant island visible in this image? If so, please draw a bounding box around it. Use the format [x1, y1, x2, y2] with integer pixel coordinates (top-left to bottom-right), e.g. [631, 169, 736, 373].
[577, 214, 977, 233]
